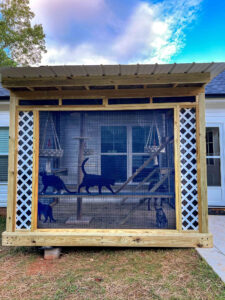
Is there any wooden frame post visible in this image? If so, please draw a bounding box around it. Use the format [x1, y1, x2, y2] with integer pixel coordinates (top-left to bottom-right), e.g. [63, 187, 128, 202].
[31, 111, 39, 231]
[6, 94, 17, 232]
[174, 107, 182, 231]
[197, 93, 208, 233]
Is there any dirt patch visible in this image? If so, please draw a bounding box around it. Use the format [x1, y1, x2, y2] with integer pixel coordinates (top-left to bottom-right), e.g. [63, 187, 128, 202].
[26, 257, 58, 276]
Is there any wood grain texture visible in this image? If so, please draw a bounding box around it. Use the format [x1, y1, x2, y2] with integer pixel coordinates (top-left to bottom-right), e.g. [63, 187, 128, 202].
[197, 93, 208, 233]
[2, 230, 213, 247]
[31, 111, 39, 231]
[2, 72, 210, 88]
[17, 103, 197, 112]
[6, 95, 17, 232]
[174, 107, 182, 231]
[13, 87, 204, 99]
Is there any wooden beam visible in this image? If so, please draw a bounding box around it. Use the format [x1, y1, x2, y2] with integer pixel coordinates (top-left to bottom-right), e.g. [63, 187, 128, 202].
[31, 111, 39, 231]
[26, 87, 34, 91]
[17, 103, 197, 112]
[2, 72, 211, 88]
[174, 106, 182, 231]
[6, 94, 17, 232]
[197, 93, 208, 233]
[2, 230, 213, 247]
[12, 86, 204, 99]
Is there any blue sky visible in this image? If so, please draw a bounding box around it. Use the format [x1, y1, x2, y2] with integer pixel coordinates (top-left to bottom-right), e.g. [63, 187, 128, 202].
[30, 0, 225, 65]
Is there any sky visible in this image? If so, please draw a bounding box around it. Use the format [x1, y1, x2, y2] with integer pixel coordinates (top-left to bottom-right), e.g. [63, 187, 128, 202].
[29, 0, 225, 65]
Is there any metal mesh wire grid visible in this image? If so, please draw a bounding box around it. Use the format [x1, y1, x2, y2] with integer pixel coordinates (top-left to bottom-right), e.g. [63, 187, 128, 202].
[37, 109, 176, 229]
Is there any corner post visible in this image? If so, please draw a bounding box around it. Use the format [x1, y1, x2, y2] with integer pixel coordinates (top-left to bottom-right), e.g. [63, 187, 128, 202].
[31, 111, 39, 231]
[6, 94, 17, 232]
[198, 93, 208, 233]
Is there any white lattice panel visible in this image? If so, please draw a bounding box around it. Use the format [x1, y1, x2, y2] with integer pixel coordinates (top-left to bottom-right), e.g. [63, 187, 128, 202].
[180, 108, 199, 230]
[16, 111, 33, 229]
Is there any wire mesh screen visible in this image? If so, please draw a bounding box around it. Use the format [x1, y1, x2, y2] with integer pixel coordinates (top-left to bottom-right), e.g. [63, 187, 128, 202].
[37, 109, 176, 229]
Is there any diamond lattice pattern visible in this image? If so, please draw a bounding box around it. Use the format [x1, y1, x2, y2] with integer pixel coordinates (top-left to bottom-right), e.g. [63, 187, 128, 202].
[180, 108, 199, 230]
[16, 111, 33, 229]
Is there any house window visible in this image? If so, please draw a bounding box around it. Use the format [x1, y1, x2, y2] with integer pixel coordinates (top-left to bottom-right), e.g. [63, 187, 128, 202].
[132, 126, 159, 182]
[0, 127, 9, 182]
[206, 127, 221, 186]
[101, 126, 127, 182]
[100, 124, 165, 184]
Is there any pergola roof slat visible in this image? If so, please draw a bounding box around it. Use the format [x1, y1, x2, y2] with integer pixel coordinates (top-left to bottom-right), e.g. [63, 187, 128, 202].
[1, 62, 225, 80]
[1, 63, 225, 92]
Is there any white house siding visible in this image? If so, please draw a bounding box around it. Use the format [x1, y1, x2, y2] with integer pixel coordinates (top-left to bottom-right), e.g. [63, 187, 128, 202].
[206, 98, 225, 207]
[0, 105, 10, 207]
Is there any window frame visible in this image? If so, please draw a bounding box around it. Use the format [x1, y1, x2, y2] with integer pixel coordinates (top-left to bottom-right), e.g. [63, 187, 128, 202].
[100, 121, 170, 185]
[0, 126, 9, 184]
[206, 124, 222, 187]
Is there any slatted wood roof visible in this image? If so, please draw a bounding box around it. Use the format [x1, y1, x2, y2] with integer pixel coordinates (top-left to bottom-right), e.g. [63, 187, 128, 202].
[1, 62, 225, 80]
[1, 63, 225, 99]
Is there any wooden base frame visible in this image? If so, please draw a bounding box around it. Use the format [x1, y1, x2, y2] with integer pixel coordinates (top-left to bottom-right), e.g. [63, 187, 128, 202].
[2, 230, 213, 248]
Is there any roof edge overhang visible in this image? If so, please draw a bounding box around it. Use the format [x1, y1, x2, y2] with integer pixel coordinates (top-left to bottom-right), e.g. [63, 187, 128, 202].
[0, 72, 212, 88]
[1, 63, 225, 98]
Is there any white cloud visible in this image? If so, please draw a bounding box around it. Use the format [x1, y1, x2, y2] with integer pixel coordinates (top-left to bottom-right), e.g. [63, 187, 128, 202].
[113, 0, 202, 63]
[30, 0, 202, 65]
[41, 44, 116, 65]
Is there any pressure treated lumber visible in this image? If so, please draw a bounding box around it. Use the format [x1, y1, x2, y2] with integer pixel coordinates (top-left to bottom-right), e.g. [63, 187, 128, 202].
[6, 95, 17, 232]
[2, 230, 213, 248]
[2, 72, 211, 88]
[11, 87, 204, 99]
[198, 93, 208, 233]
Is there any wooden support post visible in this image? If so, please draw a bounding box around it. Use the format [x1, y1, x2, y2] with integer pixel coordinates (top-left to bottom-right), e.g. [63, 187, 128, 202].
[174, 107, 182, 231]
[197, 93, 208, 233]
[6, 94, 17, 232]
[31, 111, 39, 231]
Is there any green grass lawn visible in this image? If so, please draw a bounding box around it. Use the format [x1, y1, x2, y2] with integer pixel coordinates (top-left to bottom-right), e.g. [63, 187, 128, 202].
[0, 216, 225, 300]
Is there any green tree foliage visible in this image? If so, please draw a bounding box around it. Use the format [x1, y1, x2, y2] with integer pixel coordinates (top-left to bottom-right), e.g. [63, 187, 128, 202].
[0, 0, 46, 66]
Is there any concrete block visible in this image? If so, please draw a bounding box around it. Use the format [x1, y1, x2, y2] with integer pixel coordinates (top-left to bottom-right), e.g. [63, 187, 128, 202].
[44, 247, 61, 260]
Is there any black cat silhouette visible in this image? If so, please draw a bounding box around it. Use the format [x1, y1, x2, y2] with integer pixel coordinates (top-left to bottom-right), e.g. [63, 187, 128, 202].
[155, 207, 168, 228]
[38, 202, 56, 223]
[39, 171, 73, 194]
[78, 158, 115, 194]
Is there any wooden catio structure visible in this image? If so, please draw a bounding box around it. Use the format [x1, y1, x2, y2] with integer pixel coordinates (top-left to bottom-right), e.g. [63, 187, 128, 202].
[1, 63, 225, 248]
